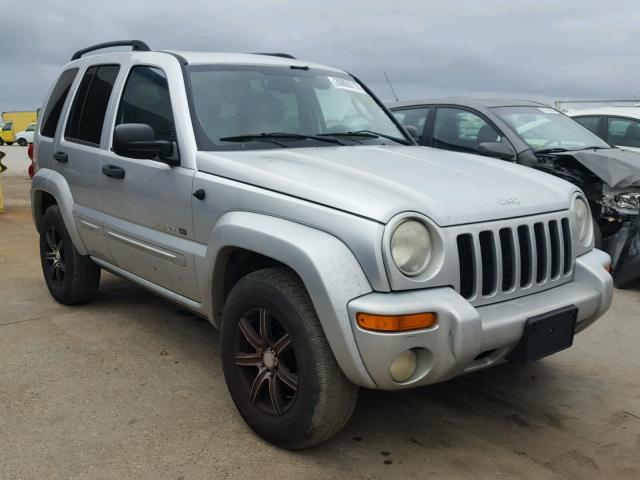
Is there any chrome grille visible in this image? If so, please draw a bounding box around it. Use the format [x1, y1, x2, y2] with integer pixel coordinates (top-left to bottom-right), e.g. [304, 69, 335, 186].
[456, 214, 573, 305]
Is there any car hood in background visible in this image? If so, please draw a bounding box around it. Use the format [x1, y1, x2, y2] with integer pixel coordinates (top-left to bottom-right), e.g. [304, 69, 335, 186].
[555, 148, 640, 189]
[197, 146, 575, 226]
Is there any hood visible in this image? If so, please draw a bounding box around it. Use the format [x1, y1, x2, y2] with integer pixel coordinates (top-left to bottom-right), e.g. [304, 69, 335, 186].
[555, 148, 640, 189]
[196, 146, 575, 226]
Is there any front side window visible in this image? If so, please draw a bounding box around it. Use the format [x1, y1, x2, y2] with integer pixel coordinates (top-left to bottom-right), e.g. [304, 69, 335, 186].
[392, 107, 430, 138]
[65, 64, 120, 145]
[115, 66, 176, 142]
[607, 117, 640, 148]
[573, 116, 600, 135]
[433, 107, 504, 153]
[41, 68, 78, 138]
[187, 65, 408, 150]
[493, 106, 610, 152]
[2, 122, 11, 132]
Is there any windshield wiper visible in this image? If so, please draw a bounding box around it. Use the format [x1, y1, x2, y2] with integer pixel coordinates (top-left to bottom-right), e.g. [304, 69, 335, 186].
[219, 132, 345, 146]
[575, 146, 611, 151]
[319, 130, 410, 145]
[536, 147, 569, 154]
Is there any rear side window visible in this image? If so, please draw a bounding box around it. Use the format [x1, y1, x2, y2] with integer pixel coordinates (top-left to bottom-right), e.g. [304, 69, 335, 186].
[115, 66, 176, 142]
[574, 116, 600, 134]
[41, 68, 78, 138]
[65, 65, 120, 146]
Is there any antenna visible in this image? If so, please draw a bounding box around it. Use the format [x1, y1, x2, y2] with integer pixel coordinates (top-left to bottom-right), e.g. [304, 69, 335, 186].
[383, 70, 399, 102]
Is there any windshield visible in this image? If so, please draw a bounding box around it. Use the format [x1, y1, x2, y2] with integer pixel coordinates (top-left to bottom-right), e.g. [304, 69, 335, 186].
[187, 64, 408, 150]
[493, 106, 610, 152]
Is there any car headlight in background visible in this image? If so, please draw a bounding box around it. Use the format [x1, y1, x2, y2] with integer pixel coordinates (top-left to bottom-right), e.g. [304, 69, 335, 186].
[390, 219, 432, 276]
[574, 197, 593, 247]
[615, 193, 640, 213]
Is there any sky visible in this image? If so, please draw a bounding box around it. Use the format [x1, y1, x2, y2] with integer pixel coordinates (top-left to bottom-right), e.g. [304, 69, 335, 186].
[1, 0, 639, 112]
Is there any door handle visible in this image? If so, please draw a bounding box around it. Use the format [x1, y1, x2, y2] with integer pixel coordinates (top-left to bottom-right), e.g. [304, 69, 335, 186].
[102, 164, 125, 179]
[53, 151, 68, 163]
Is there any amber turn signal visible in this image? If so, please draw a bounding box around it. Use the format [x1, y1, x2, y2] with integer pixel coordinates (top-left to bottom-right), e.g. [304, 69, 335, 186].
[356, 312, 437, 332]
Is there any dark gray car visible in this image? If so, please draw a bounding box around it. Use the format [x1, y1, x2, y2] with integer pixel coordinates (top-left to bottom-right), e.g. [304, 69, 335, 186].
[389, 98, 640, 286]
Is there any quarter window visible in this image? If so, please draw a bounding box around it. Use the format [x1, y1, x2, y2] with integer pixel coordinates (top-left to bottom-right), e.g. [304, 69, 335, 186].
[607, 117, 640, 148]
[392, 107, 430, 139]
[65, 65, 120, 145]
[433, 107, 504, 153]
[41, 68, 78, 138]
[573, 116, 600, 134]
[115, 66, 176, 142]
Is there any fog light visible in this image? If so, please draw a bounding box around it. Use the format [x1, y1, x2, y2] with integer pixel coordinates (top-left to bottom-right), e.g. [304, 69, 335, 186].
[389, 350, 417, 383]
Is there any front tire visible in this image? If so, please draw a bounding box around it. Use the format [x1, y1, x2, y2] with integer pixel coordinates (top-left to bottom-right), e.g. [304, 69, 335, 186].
[221, 267, 358, 449]
[39, 205, 101, 304]
[17, 138, 27, 146]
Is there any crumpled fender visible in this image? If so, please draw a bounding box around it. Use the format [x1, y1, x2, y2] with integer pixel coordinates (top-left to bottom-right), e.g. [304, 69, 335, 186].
[603, 215, 640, 287]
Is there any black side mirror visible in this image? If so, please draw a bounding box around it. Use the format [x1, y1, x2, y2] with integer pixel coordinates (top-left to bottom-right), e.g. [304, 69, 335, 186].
[113, 123, 178, 165]
[478, 142, 516, 161]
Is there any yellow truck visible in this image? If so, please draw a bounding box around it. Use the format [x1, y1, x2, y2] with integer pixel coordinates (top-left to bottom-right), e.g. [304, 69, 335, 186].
[1, 110, 38, 145]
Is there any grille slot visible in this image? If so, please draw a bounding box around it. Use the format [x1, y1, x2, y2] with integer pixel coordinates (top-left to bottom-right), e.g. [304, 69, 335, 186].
[549, 220, 561, 279]
[518, 225, 532, 287]
[456, 215, 573, 304]
[561, 218, 572, 275]
[457, 234, 475, 299]
[479, 231, 496, 296]
[499, 228, 515, 291]
[534, 222, 547, 283]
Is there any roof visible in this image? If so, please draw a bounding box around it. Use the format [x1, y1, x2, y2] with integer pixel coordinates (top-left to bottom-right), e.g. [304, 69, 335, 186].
[388, 97, 547, 109]
[567, 106, 640, 119]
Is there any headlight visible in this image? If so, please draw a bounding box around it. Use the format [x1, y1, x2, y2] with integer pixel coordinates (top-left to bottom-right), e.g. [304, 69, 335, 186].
[574, 197, 593, 247]
[390, 219, 432, 276]
[615, 193, 640, 213]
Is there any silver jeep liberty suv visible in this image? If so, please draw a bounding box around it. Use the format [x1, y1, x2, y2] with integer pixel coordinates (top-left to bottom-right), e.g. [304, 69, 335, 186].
[31, 40, 613, 449]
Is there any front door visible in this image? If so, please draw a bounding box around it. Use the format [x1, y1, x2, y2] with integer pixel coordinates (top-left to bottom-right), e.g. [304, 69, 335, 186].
[100, 64, 200, 301]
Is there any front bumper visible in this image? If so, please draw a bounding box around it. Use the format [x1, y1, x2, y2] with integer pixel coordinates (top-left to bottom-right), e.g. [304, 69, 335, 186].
[348, 249, 613, 390]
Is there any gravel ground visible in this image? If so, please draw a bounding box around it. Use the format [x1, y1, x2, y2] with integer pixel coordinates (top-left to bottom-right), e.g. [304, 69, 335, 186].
[1, 144, 639, 479]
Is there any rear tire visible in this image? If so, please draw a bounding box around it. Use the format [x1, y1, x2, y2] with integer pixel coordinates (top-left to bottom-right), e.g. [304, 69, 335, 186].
[39, 205, 101, 304]
[17, 138, 27, 146]
[221, 267, 358, 449]
[6, 142, 13, 146]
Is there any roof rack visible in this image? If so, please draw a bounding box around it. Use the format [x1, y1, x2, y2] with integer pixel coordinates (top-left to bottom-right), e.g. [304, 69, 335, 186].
[253, 52, 297, 60]
[71, 40, 151, 61]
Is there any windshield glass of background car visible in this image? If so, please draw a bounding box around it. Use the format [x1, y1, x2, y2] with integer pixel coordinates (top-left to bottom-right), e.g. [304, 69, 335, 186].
[493, 106, 610, 152]
[187, 65, 406, 150]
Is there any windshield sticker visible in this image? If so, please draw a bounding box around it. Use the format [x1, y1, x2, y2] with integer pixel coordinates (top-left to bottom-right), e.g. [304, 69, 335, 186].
[328, 77, 366, 94]
[539, 107, 559, 114]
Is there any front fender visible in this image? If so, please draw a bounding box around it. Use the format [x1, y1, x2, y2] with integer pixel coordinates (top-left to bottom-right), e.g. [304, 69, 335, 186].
[202, 211, 376, 388]
[31, 168, 88, 255]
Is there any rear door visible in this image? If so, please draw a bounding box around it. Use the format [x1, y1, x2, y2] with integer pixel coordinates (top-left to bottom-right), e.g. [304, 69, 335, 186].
[100, 61, 199, 301]
[56, 64, 121, 262]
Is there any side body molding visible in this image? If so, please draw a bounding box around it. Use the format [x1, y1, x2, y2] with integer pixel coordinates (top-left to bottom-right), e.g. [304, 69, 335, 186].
[202, 211, 377, 388]
[30, 168, 88, 255]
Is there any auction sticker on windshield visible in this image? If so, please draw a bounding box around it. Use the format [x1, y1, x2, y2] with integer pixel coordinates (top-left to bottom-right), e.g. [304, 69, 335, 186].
[328, 77, 366, 94]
